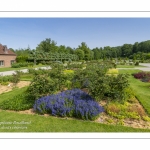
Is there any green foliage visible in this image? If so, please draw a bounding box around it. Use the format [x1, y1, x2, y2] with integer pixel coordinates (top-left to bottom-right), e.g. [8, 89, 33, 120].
[0, 75, 13, 83]
[67, 63, 83, 70]
[11, 62, 34, 68]
[11, 63, 21, 68]
[107, 68, 118, 74]
[64, 80, 72, 90]
[20, 73, 33, 81]
[0, 82, 9, 85]
[16, 55, 28, 63]
[0, 93, 33, 111]
[11, 72, 20, 86]
[26, 75, 57, 101]
[105, 102, 142, 120]
[142, 116, 150, 122]
[63, 70, 74, 81]
[134, 61, 139, 66]
[14, 47, 31, 57]
[124, 87, 135, 101]
[78, 42, 93, 60]
[28, 51, 78, 62]
[74, 49, 85, 60]
[72, 63, 129, 102]
[49, 64, 68, 91]
[36, 38, 58, 53]
[106, 74, 129, 101]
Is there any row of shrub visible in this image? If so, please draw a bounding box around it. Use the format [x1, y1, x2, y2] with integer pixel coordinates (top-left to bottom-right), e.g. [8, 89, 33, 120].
[11, 62, 34, 68]
[0, 72, 20, 86]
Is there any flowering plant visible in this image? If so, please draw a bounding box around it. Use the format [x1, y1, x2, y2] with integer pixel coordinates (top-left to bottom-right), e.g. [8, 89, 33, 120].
[34, 88, 104, 120]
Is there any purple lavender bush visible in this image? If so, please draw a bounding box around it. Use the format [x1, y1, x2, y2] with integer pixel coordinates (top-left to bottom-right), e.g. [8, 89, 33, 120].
[33, 88, 104, 120]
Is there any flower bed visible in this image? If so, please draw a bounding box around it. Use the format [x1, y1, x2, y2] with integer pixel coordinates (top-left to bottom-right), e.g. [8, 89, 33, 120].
[132, 71, 150, 82]
[34, 88, 104, 120]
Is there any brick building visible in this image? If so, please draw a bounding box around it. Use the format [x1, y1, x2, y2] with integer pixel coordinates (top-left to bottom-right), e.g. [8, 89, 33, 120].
[0, 44, 16, 67]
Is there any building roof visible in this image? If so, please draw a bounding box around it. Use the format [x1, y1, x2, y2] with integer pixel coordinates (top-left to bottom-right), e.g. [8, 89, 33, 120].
[0, 44, 16, 55]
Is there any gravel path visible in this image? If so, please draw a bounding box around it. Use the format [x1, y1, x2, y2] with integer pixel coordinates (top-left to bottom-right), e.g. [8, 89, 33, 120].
[0, 66, 51, 76]
[1, 63, 150, 76]
[118, 63, 150, 71]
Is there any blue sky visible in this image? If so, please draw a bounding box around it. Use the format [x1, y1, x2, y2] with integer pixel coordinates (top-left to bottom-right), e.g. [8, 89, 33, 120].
[0, 18, 150, 50]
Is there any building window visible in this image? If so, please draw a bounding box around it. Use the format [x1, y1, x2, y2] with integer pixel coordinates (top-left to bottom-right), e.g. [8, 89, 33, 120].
[0, 60, 4, 66]
[11, 60, 15, 65]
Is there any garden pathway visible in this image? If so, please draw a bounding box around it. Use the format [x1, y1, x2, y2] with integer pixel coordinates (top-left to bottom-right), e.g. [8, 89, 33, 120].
[0, 66, 51, 76]
[118, 63, 150, 71]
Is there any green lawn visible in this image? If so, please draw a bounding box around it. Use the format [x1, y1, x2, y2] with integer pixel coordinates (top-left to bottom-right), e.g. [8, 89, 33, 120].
[117, 65, 135, 68]
[128, 76, 150, 116]
[0, 87, 27, 103]
[119, 69, 150, 116]
[0, 110, 150, 132]
[117, 65, 146, 68]
[20, 74, 33, 81]
[118, 69, 141, 74]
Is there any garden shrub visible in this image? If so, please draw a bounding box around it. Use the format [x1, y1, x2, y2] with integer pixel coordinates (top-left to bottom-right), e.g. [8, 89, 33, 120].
[127, 104, 146, 117]
[135, 61, 139, 66]
[63, 69, 74, 81]
[105, 102, 141, 120]
[28, 68, 36, 74]
[142, 116, 150, 121]
[63, 70, 74, 89]
[67, 63, 83, 70]
[106, 74, 129, 101]
[141, 77, 150, 82]
[49, 64, 68, 91]
[133, 72, 147, 79]
[16, 55, 28, 63]
[133, 71, 150, 82]
[72, 63, 129, 102]
[11, 72, 20, 86]
[0, 82, 9, 86]
[26, 74, 57, 101]
[20, 73, 33, 81]
[0, 75, 13, 83]
[11, 63, 21, 68]
[33, 89, 104, 120]
[11, 62, 34, 68]
[124, 87, 136, 102]
[120, 62, 125, 65]
[107, 68, 118, 74]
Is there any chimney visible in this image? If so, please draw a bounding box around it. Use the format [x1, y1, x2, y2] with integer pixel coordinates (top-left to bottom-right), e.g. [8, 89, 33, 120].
[3, 45, 8, 54]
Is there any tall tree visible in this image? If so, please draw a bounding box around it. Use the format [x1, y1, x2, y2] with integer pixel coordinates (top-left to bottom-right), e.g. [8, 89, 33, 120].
[121, 44, 133, 57]
[36, 38, 58, 53]
[78, 42, 91, 60]
[74, 49, 85, 60]
[92, 47, 100, 60]
[133, 42, 139, 53]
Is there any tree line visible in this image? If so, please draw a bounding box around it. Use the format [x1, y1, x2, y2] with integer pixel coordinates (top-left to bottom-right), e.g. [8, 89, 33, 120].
[11, 38, 150, 61]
